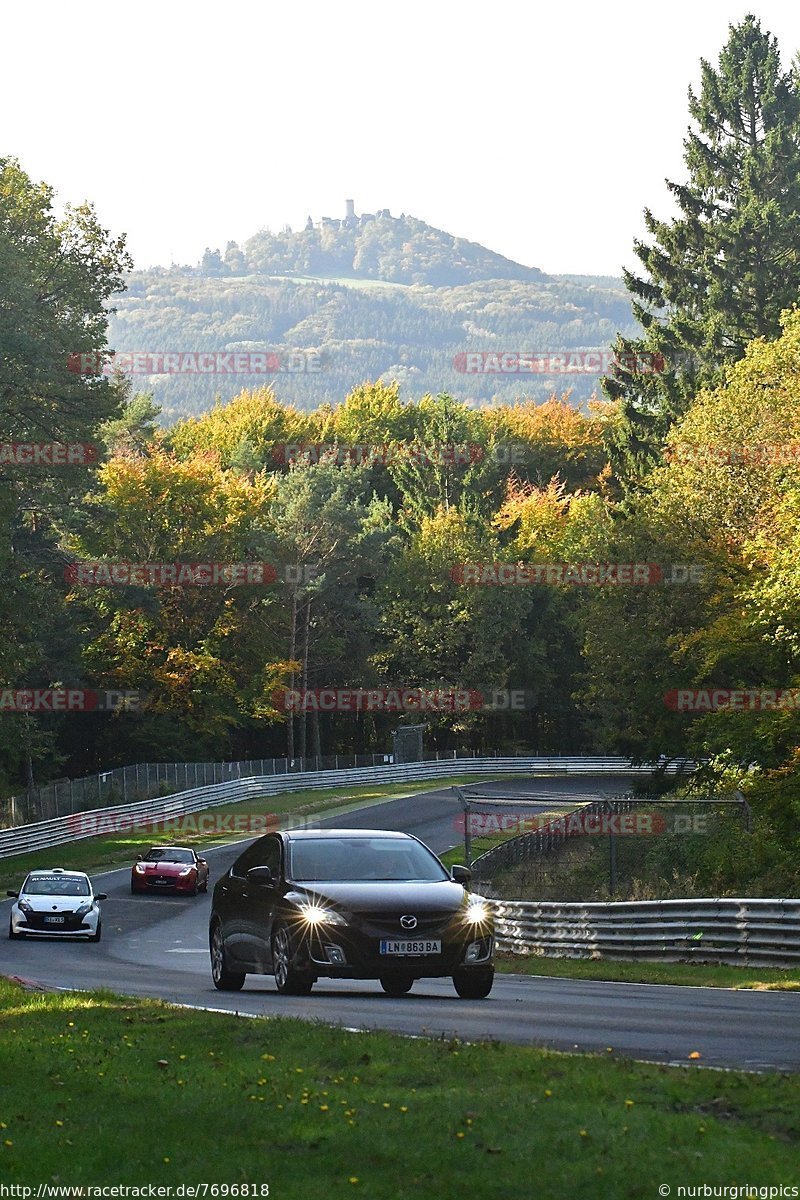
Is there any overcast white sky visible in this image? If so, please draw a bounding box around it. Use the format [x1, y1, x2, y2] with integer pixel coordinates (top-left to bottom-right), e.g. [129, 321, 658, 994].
[4, 0, 800, 277]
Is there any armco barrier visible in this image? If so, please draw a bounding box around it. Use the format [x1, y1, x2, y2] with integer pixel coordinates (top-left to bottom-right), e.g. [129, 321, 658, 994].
[493, 897, 800, 967]
[0, 756, 692, 859]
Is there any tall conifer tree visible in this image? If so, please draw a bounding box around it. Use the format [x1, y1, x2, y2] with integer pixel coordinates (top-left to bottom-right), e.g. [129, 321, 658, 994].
[604, 15, 800, 483]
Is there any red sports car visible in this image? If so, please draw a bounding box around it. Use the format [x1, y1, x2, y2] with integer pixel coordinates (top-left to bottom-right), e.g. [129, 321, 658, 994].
[131, 846, 209, 896]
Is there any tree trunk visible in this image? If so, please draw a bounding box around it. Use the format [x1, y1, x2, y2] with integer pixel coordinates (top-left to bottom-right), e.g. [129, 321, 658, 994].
[299, 598, 311, 761]
[287, 589, 297, 760]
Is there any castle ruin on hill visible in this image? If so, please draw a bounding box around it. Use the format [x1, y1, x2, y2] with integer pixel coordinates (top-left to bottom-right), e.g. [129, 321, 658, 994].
[305, 200, 394, 232]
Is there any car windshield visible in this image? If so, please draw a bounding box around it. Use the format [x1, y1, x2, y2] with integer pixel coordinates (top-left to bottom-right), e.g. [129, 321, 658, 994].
[289, 837, 449, 882]
[143, 848, 194, 863]
[24, 875, 90, 896]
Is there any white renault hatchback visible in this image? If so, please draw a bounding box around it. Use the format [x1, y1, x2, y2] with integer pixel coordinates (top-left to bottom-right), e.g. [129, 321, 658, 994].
[7, 868, 107, 941]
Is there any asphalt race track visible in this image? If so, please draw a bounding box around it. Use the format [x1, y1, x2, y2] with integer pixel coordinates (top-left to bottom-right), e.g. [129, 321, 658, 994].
[2, 776, 799, 1072]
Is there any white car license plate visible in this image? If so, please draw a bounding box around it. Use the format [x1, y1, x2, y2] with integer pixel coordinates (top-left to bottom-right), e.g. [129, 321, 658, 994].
[44, 915, 65, 924]
[380, 939, 441, 955]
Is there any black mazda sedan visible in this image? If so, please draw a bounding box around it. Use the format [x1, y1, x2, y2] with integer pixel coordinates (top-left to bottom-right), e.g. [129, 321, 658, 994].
[209, 829, 494, 998]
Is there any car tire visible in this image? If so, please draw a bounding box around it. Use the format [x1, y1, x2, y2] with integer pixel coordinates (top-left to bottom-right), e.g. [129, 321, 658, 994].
[8, 919, 22, 941]
[90, 922, 102, 943]
[210, 921, 245, 991]
[272, 921, 314, 996]
[380, 976, 414, 997]
[453, 967, 494, 999]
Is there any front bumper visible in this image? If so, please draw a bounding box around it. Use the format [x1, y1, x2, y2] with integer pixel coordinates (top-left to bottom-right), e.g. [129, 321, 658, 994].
[294, 919, 495, 979]
[132, 873, 197, 892]
[11, 907, 98, 936]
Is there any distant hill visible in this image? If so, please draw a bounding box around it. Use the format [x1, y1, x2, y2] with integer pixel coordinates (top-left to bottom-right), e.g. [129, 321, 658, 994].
[106, 205, 639, 421]
[238, 207, 546, 287]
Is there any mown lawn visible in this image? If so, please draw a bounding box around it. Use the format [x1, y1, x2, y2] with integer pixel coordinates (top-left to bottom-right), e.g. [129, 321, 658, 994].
[495, 952, 800, 990]
[0, 979, 797, 1199]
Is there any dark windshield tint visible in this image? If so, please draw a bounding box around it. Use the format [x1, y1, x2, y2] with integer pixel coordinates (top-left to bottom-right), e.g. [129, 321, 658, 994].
[24, 875, 90, 896]
[144, 848, 194, 863]
[289, 837, 448, 882]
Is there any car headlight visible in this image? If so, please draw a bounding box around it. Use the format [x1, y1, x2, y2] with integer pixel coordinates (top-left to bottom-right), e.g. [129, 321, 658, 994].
[75, 901, 93, 916]
[464, 900, 490, 924]
[134, 863, 146, 874]
[178, 866, 194, 876]
[18, 899, 33, 914]
[298, 904, 346, 927]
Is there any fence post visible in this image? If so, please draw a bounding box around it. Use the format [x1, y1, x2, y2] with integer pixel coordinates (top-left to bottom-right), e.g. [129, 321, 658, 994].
[454, 787, 471, 868]
[734, 789, 752, 833]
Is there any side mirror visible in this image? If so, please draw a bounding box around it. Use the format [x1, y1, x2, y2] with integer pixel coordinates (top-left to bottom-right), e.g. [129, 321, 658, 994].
[198, 858, 207, 865]
[451, 865, 471, 885]
[94, 893, 108, 902]
[246, 865, 274, 887]
[136, 855, 143, 862]
[6, 890, 18, 898]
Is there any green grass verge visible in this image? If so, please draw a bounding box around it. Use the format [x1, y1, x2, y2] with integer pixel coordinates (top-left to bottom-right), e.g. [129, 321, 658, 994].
[495, 953, 800, 990]
[0, 774, 488, 894]
[0, 979, 797, 1198]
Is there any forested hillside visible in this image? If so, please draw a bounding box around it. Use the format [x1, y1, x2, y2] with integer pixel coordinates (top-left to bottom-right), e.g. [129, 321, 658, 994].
[107, 211, 638, 420]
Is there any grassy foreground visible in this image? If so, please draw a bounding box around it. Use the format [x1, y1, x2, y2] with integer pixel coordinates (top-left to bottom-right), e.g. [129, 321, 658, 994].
[0, 774, 487, 894]
[0, 980, 798, 1198]
[495, 953, 800, 990]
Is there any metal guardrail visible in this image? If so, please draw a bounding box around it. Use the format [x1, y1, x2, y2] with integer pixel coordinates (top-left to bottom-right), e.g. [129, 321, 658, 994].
[493, 897, 800, 967]
[0, 752, 696, 827]
[0, 756, 691, 859]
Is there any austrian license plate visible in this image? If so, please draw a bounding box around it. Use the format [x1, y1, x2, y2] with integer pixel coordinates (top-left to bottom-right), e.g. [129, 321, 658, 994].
[44, 915, 65, 924]
[379, 939, 441, 956]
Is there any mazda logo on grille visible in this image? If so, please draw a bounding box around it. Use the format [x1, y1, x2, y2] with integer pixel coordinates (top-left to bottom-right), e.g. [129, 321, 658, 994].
[400, 915, 417, 930]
